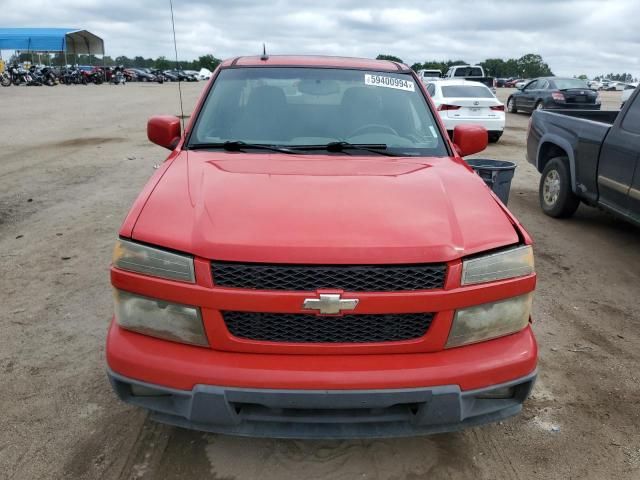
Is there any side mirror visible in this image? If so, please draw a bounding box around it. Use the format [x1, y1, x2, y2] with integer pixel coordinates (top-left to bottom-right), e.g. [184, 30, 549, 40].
[516, 85, 524, 91]
[147, 115, 181, 150]
[453, 125, 488, 157]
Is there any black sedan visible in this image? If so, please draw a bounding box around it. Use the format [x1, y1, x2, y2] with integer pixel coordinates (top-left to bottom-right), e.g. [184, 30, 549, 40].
[166, 69, 198, 82]
[162, 70, 179, 81]
[507, 77, 601, 114]
[130, 68, 157, 82]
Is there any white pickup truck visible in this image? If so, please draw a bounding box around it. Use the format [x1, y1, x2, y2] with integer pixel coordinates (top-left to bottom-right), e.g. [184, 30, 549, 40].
[417, 69, 442, 82]
[443, 65, 495, 90]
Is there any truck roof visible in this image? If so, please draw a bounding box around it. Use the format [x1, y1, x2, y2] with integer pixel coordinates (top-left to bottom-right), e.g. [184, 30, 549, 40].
[219, 55, 411, 72]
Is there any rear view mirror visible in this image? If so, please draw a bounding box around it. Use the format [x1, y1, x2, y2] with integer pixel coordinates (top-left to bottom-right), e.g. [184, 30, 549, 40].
[147, 115, 181, 150]
[297, 79, 340, 96]
[453, 125, 488, 157]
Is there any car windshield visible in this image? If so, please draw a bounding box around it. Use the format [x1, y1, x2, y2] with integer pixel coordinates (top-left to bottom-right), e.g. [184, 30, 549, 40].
[189, 67, 447, 156]
[453, 67, 483, 77]
[441, 85, 495, 98]
[553, 78, 589, 90]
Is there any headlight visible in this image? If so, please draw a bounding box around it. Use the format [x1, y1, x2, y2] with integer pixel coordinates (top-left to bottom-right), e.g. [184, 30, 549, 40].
[446, 292, 533, 348]
[114, 289, 208, 346]
[461, 245, 534, 285]
[112, 239, 195, 283]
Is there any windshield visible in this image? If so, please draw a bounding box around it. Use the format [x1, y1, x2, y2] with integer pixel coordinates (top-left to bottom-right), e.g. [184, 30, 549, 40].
[553, 78, 589, 90]
[453, 67, 483, 77]
[189, 67, 447, 156]
[441, 85, 495, 98]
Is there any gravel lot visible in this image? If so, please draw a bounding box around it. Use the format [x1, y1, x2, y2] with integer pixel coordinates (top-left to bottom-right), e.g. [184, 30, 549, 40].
[1, 83, 638, 480]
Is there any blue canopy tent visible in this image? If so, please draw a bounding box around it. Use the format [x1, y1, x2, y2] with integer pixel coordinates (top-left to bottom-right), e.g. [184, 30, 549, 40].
[0, 28, 104, 64]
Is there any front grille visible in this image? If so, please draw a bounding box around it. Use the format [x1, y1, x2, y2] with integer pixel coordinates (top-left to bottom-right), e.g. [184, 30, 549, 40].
[211, 262, 447, 291]
[223, 311, 433, 343]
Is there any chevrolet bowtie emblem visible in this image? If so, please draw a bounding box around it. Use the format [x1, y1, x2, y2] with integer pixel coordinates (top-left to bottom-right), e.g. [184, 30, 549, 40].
[303, 294, 359, 315]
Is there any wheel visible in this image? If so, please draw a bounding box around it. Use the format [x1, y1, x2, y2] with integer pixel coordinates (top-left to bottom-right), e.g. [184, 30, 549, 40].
[1, 76, 10, 87]
[142, 77, 148, 82]
[488, 132, 502, 143]
[539, 157, 580, 218]
[507, 96, 517, 113]
[535, 101, 544, 111]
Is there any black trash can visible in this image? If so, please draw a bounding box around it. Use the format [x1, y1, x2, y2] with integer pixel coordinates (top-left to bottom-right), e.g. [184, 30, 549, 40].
[465, 159, 517, 205]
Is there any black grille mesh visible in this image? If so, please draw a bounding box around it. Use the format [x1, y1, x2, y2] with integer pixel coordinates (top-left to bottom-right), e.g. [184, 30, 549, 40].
[211, 262, 447, 291]
[223, 311, 433, 343]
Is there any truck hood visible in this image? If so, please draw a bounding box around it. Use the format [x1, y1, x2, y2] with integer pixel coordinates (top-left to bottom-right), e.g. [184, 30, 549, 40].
[131, 152, 519, 264]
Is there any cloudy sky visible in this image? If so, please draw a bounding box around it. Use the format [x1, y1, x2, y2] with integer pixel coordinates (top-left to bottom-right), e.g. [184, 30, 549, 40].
[2, 0, 639, 78]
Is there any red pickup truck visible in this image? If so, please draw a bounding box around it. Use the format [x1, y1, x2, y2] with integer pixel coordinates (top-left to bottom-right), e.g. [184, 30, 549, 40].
[107, 55, 537, 438]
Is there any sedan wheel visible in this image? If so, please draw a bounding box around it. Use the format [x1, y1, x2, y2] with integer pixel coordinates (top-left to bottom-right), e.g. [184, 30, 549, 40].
[536, 102, 544, 111]
[507, 97, 517, 113]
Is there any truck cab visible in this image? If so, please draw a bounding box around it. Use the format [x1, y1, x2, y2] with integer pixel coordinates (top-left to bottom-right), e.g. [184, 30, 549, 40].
[417, 69, 442, 82]
[443, 65, 495, 91]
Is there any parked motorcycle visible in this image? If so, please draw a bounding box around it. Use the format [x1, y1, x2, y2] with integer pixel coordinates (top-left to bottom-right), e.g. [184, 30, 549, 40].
[110, 66, 126, 85]
[89, 68, 105, 85]
[8, 64, 41, 86]
[0, 70, 10, 87]
[40, 66, 58, 86]
[29, 65, 56, 86]
[80, 68, 103, 85]
[60, 66, 88, 85]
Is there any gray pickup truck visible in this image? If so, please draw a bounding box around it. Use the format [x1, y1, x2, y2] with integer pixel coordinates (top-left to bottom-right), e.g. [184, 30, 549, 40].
[526, 87, 640, 226]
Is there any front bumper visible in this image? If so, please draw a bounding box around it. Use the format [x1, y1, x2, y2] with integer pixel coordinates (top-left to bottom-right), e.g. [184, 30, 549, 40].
[108, 369, 536, 439]
[107, 321, 537, 438]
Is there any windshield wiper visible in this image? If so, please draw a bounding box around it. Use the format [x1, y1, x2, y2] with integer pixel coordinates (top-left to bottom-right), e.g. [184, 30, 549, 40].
[288, 141, 401, 156]
[188, 141, 297, 154]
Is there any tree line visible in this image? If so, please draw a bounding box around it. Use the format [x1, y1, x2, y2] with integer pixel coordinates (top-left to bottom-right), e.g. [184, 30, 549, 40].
[594, 73, 636, 83]
[378, 53, 554, 78]
[13, 51, 634, 83]
[13, 52, 222, 71]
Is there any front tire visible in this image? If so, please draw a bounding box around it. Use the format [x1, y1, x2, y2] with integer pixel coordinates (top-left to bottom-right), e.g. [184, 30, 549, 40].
[539, 157, 580, 218]
[535, 101, 544, 112]
[507, 96, 517, 113]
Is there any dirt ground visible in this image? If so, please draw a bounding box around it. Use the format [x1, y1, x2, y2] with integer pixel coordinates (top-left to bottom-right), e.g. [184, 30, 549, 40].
[1, 83, 638, 480]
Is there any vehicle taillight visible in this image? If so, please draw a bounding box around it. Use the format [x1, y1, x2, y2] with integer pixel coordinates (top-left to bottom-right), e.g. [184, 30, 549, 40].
[490, 105, 505, 111]
[552, 91, 565, 101]
[438, 104, 461, 111]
